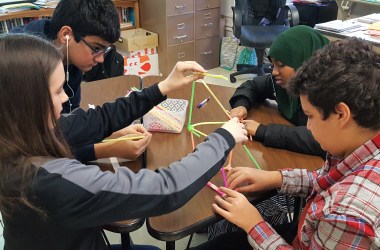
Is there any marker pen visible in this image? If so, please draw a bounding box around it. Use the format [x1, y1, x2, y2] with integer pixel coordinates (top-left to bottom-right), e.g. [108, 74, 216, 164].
[197, 97, 211, 108]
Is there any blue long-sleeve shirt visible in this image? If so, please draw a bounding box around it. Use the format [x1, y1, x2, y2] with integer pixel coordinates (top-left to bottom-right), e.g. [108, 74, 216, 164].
[10, 19, 82, 113]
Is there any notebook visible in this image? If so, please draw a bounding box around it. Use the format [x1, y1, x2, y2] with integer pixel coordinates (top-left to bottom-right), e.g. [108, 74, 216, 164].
[315, 20, 363, 33]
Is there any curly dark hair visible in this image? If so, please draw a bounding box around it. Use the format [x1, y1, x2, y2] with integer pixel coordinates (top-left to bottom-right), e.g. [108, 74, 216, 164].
[289, 37, 380, 130]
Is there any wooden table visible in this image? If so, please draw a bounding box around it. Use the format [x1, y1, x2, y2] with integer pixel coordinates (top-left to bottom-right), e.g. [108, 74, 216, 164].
[80, 75, 145, 250]
[80, 75, 140, 109]
[142, 76, 323, 250]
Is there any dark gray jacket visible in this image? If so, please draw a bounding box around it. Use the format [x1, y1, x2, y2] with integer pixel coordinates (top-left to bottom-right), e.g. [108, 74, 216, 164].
[4, 128, 234, 250]
[230, 74, 325, 159]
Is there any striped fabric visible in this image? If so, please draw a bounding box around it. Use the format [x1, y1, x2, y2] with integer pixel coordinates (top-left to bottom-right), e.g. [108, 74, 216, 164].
[248, 133, 380, 249]
[209, 194, 294, 240]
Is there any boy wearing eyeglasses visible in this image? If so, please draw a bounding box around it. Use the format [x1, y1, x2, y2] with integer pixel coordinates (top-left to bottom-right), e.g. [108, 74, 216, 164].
[11, 0, 119, 113]
[10, 0, 173, 168]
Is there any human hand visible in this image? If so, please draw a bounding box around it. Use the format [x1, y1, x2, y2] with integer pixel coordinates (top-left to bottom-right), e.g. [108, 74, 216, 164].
[110, 124, 149, 138]
[158, 61, 206, 95]
[95, 133, 152, 160]
[230, 106, 248, 120]
[221, 117, 248, 144]
[212, 187, 264, 233]
[242, 119, 261, 137]
[227, 167, 283, 193]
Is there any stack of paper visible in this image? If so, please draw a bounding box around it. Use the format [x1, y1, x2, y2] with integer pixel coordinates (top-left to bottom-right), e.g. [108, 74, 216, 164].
[0, 0, 33, 5]
[0, 3, 39, 13]
[368, 21, 380, 31]
[315, 20, 363, 33]
[357, 13, 380, 24]
[34, 0, 59, 8]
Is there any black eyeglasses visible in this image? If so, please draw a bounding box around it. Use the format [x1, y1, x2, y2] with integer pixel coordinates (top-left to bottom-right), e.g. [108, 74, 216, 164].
[80, 36, 114, 57]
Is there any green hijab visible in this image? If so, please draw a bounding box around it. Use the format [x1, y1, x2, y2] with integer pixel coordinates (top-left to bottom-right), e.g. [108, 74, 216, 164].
[267, 25, 329, 124]
[268, 25, 330, 70]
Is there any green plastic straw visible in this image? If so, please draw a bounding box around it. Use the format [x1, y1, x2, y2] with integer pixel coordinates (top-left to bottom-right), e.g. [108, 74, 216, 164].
[188, 82, 196, 129]
[188, 125, 201, 137]
[188, 81, 261, 170]
[192, 128, 207, 137]
[243, 145, 261, 170]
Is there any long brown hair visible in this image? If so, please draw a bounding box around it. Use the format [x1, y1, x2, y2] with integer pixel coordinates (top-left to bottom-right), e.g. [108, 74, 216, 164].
[0, 34, 72, 217]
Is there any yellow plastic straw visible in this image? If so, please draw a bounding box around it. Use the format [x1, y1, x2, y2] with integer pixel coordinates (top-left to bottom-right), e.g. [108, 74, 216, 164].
[192, 128, 207, 137]
[102, 135, 145, 143]
[197, 72, 229, 81]
[199, 80, 231, 119]
[148, 108, 182, 131]
[192, 121, 225, 127]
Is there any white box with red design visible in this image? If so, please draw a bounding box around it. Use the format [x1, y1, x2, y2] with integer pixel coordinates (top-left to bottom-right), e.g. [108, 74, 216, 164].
[123, 53, 159, 77]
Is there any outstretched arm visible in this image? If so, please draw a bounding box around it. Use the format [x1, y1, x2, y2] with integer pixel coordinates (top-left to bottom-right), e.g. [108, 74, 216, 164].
[60, 61, 207, 162]
[255, 124, 325, 158]
[229, 75, 275, 120]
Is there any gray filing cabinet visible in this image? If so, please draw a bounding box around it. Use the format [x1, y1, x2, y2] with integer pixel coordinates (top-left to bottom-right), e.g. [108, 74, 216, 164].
[140, 0, 220, 76]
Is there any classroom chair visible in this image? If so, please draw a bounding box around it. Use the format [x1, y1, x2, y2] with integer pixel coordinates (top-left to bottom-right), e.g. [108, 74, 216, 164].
[230, 0, 299, 83]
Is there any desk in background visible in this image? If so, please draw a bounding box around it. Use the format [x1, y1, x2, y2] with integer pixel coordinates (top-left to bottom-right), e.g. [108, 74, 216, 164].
[315, 16, 380, 52]
[80, 75, 145, 250]
[80, 75, 140, 110]
[142, 76, 323, 250]
[80, 74, 144, 173]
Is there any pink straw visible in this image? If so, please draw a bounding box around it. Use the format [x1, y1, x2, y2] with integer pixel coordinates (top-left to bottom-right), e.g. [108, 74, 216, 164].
[207, 182, 225, 196]
[221, 167, 228, 188]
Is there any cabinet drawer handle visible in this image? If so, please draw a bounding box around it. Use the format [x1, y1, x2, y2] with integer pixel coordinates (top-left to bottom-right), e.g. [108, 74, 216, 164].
[178, 52, 186, 59]
[177, 23, 185, 30]
[204, 13, 212, 19]
[201, 22, 213, 28]
[201, 51, 213, 55]
[174, 35, 188, 40]
[175, 5, 185, 9]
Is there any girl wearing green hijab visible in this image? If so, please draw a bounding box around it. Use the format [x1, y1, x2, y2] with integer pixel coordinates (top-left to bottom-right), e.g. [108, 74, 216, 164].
[229, 25, 329, 158]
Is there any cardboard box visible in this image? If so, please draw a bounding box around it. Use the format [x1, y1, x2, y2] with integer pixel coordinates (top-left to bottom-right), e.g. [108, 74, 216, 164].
[116, 28, 158, 52]
[128, 47, 157, 58]
[123, 53, 160, 77]
[117, 47, 157, 58]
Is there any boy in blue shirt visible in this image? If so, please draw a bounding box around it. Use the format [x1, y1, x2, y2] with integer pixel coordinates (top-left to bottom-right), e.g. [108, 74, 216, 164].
[12, 0, 152, 163]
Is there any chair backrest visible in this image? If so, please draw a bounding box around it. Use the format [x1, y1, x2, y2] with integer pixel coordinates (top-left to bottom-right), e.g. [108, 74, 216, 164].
[233, 0, 289, 38]
[250, 0, 287, 24]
